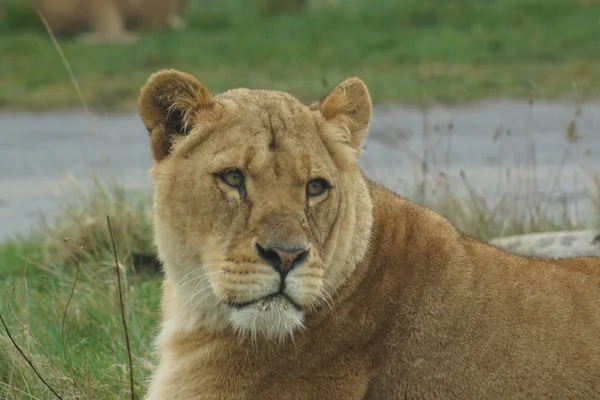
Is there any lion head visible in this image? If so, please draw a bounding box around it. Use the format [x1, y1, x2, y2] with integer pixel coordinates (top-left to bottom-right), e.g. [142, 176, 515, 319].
[139, 70, 374, 341]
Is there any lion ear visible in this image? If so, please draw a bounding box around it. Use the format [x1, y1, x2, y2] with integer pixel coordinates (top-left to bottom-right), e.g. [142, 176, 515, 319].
[138, 69, 214, 162]
[317, 77, 372, 152]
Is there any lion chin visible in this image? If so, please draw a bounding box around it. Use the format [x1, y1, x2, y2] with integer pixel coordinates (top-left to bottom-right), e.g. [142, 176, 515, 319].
[228, 295, 305, 342]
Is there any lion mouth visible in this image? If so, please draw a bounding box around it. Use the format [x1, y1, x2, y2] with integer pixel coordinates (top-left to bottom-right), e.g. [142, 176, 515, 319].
[227, 292, 302, 311]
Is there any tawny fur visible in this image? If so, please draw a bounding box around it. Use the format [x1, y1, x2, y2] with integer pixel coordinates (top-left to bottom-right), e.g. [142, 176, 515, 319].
[33, 0, 188, 43]
[138, 69, 600, 399]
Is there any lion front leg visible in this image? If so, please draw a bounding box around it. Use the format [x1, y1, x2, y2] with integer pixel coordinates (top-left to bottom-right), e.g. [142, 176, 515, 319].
[78, 0, 138, 44]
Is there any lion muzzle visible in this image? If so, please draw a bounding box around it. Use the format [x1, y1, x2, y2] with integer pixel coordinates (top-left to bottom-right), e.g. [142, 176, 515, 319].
[255, 243, 309, 276]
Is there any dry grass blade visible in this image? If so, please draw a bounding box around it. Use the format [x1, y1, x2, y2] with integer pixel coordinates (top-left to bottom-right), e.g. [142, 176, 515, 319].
[35, 9, 111, 174]
[0, 311, 62, 399]
[35, 11, 92, 120]
[60, 252, 83, 396]
[106, 215, 136, 400]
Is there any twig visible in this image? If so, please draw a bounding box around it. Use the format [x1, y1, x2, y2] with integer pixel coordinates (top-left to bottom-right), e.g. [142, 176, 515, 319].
[0, 311, 62, 399]
[60, 252, 83, 396]
[106, 216, 136, 400]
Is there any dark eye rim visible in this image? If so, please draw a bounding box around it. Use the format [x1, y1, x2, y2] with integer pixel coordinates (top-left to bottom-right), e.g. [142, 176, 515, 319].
[306, 178, 329, 197]
[218, 168, 245, 188]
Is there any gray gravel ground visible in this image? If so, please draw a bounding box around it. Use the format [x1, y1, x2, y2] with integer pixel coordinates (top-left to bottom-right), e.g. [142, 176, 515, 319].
[2, 99, 599, 240]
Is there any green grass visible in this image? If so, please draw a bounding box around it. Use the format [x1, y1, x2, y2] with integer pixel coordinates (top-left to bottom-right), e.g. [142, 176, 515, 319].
[0, 243, 162, 398]
[0, 182, 160, 399]
[2, 0, 600, 111]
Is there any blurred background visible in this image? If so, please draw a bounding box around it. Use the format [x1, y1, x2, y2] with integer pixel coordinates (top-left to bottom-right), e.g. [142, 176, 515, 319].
[1, 0, 600, 241]
[2, 1, 600, 398]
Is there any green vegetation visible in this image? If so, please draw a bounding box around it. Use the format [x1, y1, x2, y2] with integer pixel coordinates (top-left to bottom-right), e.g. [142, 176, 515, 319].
[0, 240, 161, 398]
[1, 0, 600, 111]
[0, 181, 159, 399]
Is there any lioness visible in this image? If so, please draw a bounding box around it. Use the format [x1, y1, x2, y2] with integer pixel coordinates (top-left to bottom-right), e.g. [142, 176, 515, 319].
[139, 69, 600, 399]
[33, 0, 188, 43]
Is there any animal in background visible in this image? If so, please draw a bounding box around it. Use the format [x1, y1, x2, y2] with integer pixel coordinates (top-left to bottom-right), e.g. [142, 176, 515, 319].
[32, 0, 189, 44]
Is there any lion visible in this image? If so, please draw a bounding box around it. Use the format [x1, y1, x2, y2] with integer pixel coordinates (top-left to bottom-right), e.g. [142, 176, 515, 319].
[32, 0, 188, 44]
[138, 69, 600, 399]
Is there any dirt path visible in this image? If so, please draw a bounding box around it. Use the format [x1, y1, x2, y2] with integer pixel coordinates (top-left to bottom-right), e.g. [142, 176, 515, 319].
[2, 100, 599, 240]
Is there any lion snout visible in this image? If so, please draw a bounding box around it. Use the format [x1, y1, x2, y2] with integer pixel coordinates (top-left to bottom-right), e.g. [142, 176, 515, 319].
[255, 243, 309, 276]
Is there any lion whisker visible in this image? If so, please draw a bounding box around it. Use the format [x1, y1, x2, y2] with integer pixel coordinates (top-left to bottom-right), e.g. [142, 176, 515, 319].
[184, 280, 226, 310]
[176, 263, 223, 286]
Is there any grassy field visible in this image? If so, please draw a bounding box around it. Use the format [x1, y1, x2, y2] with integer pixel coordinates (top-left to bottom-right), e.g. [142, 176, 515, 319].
[0, 240, 161, 399]
[0, 182, 159, 399]
[2, 0, 600, 111]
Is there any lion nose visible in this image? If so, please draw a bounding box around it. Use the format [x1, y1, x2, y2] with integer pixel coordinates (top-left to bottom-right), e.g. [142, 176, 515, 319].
[256, 244, 309, 275]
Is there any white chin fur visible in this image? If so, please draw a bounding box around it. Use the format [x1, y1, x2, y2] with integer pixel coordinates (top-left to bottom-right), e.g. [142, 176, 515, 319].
[228, 296, 305, 342]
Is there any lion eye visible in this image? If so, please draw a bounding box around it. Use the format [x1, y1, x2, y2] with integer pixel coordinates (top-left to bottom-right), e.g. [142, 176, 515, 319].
[306, 178, 328, 197]
[219, 169, 244, 188]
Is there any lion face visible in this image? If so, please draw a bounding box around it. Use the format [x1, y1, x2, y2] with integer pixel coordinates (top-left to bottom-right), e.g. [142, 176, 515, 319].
[139, 70, 373, 340]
